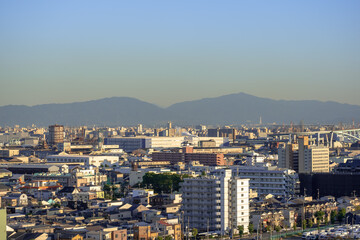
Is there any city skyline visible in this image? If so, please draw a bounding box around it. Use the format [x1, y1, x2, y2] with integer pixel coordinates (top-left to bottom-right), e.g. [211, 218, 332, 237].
[1, 0, 360, 107]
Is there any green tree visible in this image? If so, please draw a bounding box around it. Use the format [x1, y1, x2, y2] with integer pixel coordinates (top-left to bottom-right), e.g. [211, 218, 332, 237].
[141, 172, 191, 194]
[307, 219, 313, 228]
[324, 217, 329, 225]
[192, 228, 198, 239]
[337, 208, 346, 223]
[156, 237, 163, 240]
[237, 225, 244, 237]
[248, 223, 254, 234]
[315, 211, 325, 225]
[302, 220, 307, 230]
[275, 226, 281, 232]
[330, 211, 337, 224]
[103, 184, 111, 192]
[165, 236, 172, 240]
[53, 202, 61, 208]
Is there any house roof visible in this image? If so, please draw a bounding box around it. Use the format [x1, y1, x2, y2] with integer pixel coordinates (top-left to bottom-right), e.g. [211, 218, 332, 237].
[58, 187, 78, 193]
[8, 232, 47, 240]
[0, 184, 11, 191]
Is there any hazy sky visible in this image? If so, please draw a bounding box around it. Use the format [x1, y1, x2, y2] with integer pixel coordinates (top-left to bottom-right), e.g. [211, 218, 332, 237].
[1, 1, 359, 107]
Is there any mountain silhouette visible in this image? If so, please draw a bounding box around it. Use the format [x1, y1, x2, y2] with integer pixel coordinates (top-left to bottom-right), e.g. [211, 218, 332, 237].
[0, 93, 359, 126]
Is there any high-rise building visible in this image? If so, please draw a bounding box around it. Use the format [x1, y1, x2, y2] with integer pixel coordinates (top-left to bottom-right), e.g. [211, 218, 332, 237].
[278, 143, 299, 171]
[181, 169, 249, 235]
[48, 124, 64, 146]
[298, 136, 329, 173]
[278, 136, 329, 174]
[137, 124, 143, 134]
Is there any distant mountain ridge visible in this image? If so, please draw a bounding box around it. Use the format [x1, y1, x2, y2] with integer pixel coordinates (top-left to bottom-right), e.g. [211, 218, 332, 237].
[0, 93, 359, 126]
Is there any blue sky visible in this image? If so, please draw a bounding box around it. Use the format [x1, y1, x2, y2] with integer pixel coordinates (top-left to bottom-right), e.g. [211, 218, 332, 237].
[1, 0, 359, 107]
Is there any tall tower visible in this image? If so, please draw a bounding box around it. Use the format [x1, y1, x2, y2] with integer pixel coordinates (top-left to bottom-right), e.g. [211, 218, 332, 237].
[48, 124, 64, 146]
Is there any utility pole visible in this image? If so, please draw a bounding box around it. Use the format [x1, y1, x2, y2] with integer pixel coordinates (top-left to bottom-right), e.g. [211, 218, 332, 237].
[181, 211, 184, 240]
[207, 218, 209, 240]
[187, 216, 190, 240]
[303, 188, 306, 231]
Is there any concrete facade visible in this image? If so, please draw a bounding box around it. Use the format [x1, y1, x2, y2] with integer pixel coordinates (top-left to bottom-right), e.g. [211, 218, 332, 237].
[181, 169, 249, 235]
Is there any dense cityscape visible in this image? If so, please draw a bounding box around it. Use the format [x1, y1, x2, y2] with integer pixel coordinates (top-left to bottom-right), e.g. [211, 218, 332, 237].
[2, 1, 360, 239]
[0, 122, 359, 239]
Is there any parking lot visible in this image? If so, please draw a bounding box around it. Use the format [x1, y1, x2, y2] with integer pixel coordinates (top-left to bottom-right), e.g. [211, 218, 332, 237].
[287, 224, 360, 239]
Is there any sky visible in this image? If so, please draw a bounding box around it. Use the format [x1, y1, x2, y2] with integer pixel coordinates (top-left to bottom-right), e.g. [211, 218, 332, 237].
[1, 0, 359, 107]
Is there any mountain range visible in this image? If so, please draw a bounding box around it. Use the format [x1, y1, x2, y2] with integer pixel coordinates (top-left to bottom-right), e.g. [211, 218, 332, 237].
[0, 93, 359, 126]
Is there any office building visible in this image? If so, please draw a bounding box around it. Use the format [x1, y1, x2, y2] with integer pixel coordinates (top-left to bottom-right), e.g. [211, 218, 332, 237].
[298, 136, 329, 173]
[278, 136, 329, 174]
[181, 169, 249, 235]
[208, 128, 236, 142]
[152, 147, 226, 166]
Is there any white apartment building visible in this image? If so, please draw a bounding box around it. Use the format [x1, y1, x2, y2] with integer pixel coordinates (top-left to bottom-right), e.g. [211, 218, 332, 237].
[246, 152, 265, 166]
[230, 166, 299, 197]
[46, 153, 119, 167]
[181, 169, 249, 235]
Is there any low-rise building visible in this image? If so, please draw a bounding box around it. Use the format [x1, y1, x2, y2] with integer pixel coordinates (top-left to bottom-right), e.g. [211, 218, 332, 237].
[231, 165, 299, 197]
[47, 154, 118, 167]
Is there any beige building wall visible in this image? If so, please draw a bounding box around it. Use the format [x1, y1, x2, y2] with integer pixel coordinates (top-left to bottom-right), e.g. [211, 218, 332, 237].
[298, 136, 329, 173]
